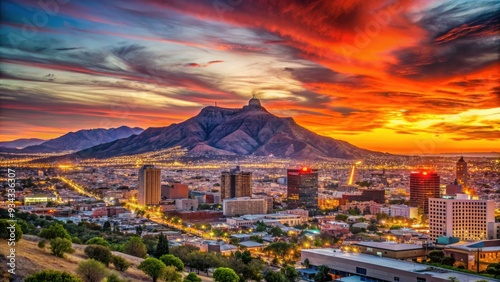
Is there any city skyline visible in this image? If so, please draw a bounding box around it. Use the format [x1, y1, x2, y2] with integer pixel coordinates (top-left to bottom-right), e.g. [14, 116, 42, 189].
[1, 0, 499, 154]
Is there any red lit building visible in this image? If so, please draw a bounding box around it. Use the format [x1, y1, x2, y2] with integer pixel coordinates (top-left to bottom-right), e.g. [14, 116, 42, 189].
[287, 167, 319, 209]
[409, 171, 440, 214]
[161, 182, 189, 199]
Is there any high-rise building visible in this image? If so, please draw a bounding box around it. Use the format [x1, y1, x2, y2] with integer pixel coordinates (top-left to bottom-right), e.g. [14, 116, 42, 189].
[220, 166, 252, 199]
[409, 171, 440, 214]
[456, 156, 468, 187]
[287, 167, 319, 209]
[429, 195, 494, 242]
[138, 165, 161, 205]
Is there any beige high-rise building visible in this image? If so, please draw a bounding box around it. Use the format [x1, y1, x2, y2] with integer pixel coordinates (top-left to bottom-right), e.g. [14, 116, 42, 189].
[429, 195, 495, 242]
[220, 166, 252, 199]
[138, 165, 161, 205]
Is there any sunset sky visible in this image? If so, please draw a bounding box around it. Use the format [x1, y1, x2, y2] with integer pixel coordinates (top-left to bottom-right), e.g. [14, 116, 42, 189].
[1, 0, 499, 154]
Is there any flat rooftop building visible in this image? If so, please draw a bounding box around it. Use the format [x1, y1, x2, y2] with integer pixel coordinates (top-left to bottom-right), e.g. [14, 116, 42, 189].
[301, 248, 497, 282]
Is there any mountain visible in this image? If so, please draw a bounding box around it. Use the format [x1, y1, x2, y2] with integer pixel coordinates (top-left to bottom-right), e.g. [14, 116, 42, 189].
[68, 98, 384, 160]
[9, 126, 144, 153]
[0, 138, 45, 149]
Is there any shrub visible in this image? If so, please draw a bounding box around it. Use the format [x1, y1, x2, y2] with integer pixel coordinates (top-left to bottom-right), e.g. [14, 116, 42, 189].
[112, 255, 131, 272]
[25, 270, 81, 282]
[84, 245, 113, 266]
[50, 237, 74, 257]
[76, 259, 109, 282]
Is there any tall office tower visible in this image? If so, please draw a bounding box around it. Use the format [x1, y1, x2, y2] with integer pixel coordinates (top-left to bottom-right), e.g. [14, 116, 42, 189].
[429, 195, 494, 242]
[138, 165, 161, 205]
[409, 171, 440, 214]
[220, 166, 252, 199]
[287, 167, 319, 209]
[456, 156, 468, 187]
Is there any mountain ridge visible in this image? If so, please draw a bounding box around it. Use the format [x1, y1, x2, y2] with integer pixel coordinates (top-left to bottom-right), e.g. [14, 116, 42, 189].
[65, 99, 385, 160]
[1, 126, 144, 153]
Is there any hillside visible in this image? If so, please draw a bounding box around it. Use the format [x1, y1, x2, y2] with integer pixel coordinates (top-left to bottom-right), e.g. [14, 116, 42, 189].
[0, 236, 212, 282]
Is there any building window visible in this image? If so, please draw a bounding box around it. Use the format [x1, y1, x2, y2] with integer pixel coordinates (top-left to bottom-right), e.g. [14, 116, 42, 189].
[356, 267, 367, 275]
[394, 277, 400, 281]
[417, 278, 426, 282]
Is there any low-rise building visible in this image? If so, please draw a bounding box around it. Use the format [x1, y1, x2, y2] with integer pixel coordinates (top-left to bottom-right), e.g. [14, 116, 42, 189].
[443, 240, 500, 271]
[223, 197, 266, 216]
[352, 241, 426, 261]
[175, 198, 198, 211]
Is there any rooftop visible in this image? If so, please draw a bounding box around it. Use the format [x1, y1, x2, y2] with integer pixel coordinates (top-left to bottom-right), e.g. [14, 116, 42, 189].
[302, 249, 497, 282]
[354, 241, 423, 251]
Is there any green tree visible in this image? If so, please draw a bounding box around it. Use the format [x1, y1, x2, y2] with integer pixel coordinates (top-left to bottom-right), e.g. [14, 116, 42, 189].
[37, 240, 46, 249]
[264, 271, 287, 282]
[486, 262, 500, 278]
[159, 254, 184, 272]
[334, 214, 348, 222]
[255, 221, 267, 232]
[103, 221, 111, 232]
[155, 233, 169, 257]
[138, 258, 167, 282]
[303, 258, 310, 268]
[112, 255, 131, 272]
[40, 223, 71, 240]
[213, 267, 240, 282]
[448, 277, 459, 282]
[442, 256, 455, 266]
[106, 273, 124, 282]
[428, 250, 445, 263]
[0, 219, 23, 242]
[25, 270, 81, 282]
[76, 259, 109, 282]
[269, 226, 283, 237]
[164, 266, 182, 282]
[50, 237, 74, 257]
[314, 265, 332, 282]
[280, 265, 299, 282]
[184, 272, 202, 282]
[84, 245, 113, 266]
[85, 237, 110, 248]
[124, 236, 148, 258]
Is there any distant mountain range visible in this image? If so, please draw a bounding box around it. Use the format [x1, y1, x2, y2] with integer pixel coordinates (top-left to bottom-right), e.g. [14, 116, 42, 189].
[60, 98, 385, 160]
[0, 138, 45, 149]
[0, 126, 143, 153]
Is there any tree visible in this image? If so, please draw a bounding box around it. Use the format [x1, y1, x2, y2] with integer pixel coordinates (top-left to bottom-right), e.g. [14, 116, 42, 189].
[155, 233, 169, 257]
[164, 265, 182, 282]
[280, 265, 299, 282]
[486, 262, 500, 278]
[25, 270, 81, 282]
[76, 259, 109, 282]
[138, 258, 167, 282]
[314, 265, 332, 282]
[335, 214, 348, 222]
[428, 250, 445, 263]
[103, 221, 111, 231]
[256, 221, 267, 232]
[442, 256, 455, 266]
[39, 223, 71, 240]
[304, 258, 311, 268]
[50, 237, 74, 257]
[213, 267, 240, 282]
[85, 237, 110, 248]
[0, 220, 22, 242]
[264, 271, 287, 282]
[37, 240, 46, 249]
[84, 245, 113, 266]
[159, 254, 184, 272]
[184, 272, 202, 282]
[112, 255, 131, 272]
[106, 273, 124, 282]
[124, 236, 148, 258]
[448, 277, 459, 282]
[269, 226, 283, 237]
